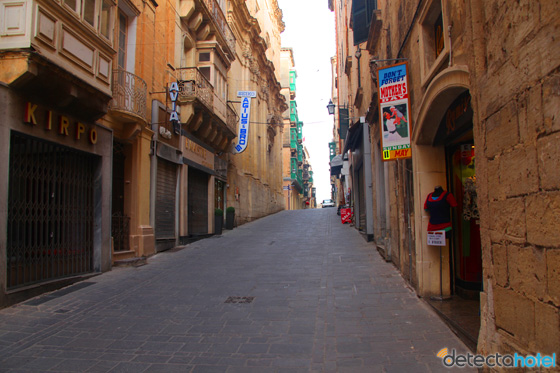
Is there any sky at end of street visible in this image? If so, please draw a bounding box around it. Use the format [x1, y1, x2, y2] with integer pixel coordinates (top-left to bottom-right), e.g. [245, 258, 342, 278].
[277, 0, 336, 203]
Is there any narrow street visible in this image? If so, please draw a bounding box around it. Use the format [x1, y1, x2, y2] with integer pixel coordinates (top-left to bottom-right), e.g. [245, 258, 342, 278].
[0, 209, 473, 372]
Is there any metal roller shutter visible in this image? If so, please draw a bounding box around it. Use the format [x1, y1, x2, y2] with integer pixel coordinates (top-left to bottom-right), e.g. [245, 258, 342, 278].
[155, 159, 177, 241]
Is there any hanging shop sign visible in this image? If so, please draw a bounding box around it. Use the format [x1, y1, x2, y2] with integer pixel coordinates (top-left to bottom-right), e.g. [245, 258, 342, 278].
[23, 102, 98, 144]
[233, 91, 257, 154]
[377, 62, 412, 161]
[169, 82, 180, 135]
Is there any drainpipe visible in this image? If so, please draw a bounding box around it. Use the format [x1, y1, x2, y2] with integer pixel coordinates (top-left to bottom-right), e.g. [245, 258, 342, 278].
[149, 100, 159, 232]
[363, 119, 374, 241]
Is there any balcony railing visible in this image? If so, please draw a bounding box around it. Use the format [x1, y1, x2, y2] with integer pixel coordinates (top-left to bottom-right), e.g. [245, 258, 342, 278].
[178, 67, 214, 111]
[201, 0, 236, 53]
[226, 104, 237, 135]
[177, 67, 236, 135]
[110, 69, 148, 121]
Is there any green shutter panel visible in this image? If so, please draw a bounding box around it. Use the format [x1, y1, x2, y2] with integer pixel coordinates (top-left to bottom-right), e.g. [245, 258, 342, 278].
[339, 108, 349, 140]
[352, 0, 377, 45]
[290, 128, 297, 148]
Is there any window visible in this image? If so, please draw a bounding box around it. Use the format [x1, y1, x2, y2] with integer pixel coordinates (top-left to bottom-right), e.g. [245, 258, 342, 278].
[100, 0, 112, 39]
[83, 0, 95, 26]
[199, 66, 211, 82]
[352, 0, 377, 45]
[64, 0, 78, 11]
[434, 13, 444, 58]
[62, 0, 114, 40]
[117, 12, 127, 70]
[115, 1, 137, 73]
[418, 0, 450, 87]
[199, 52, 211, 62]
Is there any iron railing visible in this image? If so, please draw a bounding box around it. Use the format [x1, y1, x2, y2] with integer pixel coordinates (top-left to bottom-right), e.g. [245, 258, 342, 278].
[7, 133, 94, 289]
[178, 67, 214, 111]
[200, 0, 236, 53]
[226, 104, 237, 134]
[110, 69, 148, 121]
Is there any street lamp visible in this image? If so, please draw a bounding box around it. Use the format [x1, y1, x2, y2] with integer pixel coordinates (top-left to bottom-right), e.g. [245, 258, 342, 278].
[326, 99, 336, 115]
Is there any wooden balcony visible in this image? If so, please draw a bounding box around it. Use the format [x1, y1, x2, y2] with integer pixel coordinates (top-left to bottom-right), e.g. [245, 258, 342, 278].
[179, 0, 236, 59]
[177, 67, 236, 152]
[109, 70, 148, 124]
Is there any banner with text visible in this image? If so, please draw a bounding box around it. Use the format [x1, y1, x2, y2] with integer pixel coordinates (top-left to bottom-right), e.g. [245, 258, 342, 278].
[233, 91, 256, 154]
[377, 63, 412, 161]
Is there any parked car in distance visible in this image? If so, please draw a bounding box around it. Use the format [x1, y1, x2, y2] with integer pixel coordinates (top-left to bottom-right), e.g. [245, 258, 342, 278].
[321, 199, 335, 208]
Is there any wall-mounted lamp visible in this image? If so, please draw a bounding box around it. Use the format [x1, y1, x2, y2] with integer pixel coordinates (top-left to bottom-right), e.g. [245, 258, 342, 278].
[326, 99, 336, 115]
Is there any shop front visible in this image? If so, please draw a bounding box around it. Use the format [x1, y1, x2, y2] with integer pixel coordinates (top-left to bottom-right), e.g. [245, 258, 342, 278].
[412, 80, 481, 347]
[0, 89, 112, 306]
[180, 134, 216, 241]
[434, 91, 482, 297]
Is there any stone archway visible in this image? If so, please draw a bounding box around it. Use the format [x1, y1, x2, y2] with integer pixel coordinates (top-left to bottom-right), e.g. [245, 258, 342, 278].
[411, 65, 473, 297]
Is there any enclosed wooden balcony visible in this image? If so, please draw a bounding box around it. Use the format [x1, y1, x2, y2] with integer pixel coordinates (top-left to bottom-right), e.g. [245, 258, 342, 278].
[179, 0, 236, 59]
[109, 69, 148, 124]
[177, 67, 237, 152]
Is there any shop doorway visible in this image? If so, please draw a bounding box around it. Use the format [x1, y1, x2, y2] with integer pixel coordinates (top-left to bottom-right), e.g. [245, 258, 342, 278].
[429, 90, 481, 350]
[112, 141, 130, 253]
[7, 132, 96, 289]
[446, 142, 482, 296]
[188, 167, 208, 236]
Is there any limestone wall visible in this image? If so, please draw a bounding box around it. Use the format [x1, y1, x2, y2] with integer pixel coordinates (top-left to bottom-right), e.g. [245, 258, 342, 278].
[475, 0, 560, 356]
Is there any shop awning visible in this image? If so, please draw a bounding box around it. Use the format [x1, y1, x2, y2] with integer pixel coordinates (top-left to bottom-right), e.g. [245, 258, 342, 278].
[330, 154, 343, 176]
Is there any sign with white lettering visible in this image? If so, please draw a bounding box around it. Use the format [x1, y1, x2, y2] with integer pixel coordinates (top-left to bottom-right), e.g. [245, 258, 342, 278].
[233, 91, 256, 154]
[427, 230, 446, 246]
[377, 63, 412, 161]
[169, 82, 180, 135]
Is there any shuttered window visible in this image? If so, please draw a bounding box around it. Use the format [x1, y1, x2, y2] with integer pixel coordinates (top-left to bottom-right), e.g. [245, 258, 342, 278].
[352, 0, 377, 45]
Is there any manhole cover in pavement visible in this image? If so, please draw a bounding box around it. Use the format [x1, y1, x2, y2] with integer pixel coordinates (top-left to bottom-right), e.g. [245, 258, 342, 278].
[225, 296, 255, 304]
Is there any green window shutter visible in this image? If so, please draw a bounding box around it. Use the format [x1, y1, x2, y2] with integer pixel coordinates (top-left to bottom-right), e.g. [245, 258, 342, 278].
[339, 108, 349, 140]
[329, 142, 336, 161]
[290, 128, 297, 148]
[290, 158, 297, 179]
[289, 71, 296, 91]
[352, 0, 377, 45]
[290, 101, 297, 122]
[297, 121, 303, 141]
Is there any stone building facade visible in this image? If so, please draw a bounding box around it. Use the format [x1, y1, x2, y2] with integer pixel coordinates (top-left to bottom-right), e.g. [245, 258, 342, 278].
[0, 0, 287, 308]
[331, 0, 560, 357]
[225, 0, 287, 224]
[280, 48, 315, 210]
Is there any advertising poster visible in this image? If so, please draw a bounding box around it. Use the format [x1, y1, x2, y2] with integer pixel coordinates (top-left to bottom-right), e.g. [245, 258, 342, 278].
[377, 63, 412, 161]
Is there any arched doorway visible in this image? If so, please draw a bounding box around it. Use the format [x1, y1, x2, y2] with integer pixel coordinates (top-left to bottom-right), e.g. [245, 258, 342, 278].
[411, 67, 481, 349]
[434, 91, 482, 297]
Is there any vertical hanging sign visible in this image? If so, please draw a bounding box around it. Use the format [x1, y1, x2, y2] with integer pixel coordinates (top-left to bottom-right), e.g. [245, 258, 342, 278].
[377, 62, 412, 161]
[169, 82, 180, 135]
[233, 91, 257, 154]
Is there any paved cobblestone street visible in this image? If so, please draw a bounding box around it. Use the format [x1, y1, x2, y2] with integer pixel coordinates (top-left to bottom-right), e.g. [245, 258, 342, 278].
[0, 209, 473, 372]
